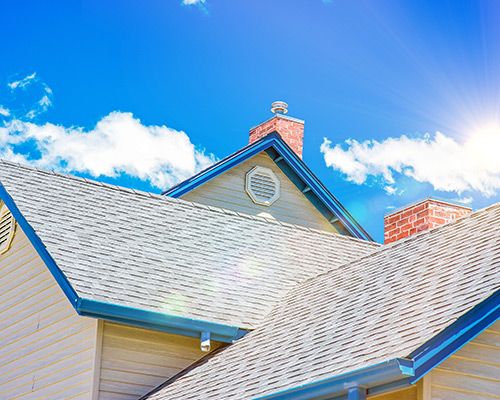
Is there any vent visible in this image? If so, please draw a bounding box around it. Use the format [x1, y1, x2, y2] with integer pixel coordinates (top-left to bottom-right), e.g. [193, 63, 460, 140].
[0, 202, 15, 255]
[245, 166, 280, 206]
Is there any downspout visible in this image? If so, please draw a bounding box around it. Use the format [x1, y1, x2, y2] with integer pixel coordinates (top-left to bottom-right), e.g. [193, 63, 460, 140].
[348, 387, 367, 400]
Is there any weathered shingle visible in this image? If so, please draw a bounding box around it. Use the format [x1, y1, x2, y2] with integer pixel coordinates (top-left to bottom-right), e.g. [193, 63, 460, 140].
[143, 202, 500, 399]
[0, 160, 378, 330]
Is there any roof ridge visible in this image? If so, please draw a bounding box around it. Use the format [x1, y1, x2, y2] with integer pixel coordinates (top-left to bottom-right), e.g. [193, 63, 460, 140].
[0, 159, 379, 246]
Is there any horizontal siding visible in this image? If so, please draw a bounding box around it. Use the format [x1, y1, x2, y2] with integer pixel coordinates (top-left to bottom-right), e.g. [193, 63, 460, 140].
[99, 322, 221, 400]
[370, 386, 417, 399]
[182, 152, 337, 233]
[431, 320, 500, 399]
[0, 224, 95, 400]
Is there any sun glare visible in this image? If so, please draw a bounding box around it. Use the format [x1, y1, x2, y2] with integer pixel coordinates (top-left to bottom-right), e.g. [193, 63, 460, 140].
[466, 126, 500, 168]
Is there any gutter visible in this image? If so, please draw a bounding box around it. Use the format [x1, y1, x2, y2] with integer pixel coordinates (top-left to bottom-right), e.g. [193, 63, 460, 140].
[255, 358, 414, 400]
[409, 288, 500, 382]
[76, 297, 249, 343]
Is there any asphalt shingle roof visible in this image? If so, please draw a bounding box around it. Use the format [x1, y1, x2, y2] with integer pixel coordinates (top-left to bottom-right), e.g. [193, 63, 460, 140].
[143, 202, 500, 399]
[0, 160, 378, 330]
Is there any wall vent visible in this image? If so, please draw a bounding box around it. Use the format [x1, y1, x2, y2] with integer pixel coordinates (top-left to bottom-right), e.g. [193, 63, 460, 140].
[0, 202, 16, 255]
[245, 166, 280, 206]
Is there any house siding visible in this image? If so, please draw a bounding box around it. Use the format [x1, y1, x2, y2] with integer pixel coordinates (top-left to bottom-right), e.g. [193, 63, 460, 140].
[0, 223, 95, 400]
[182, 151, 337, 233]
[371, 386, 417, 399]
[430, 320, 500, 399]
[98, 321, 221, 400]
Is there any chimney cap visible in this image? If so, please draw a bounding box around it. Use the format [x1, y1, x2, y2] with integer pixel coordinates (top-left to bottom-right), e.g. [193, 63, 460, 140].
[271, 101, 288, 115]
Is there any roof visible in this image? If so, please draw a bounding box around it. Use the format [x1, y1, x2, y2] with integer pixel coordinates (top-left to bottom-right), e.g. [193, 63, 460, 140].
[0, 160, 378, 337]
[143, 202, 500, 399]
[163, 132, 373, 241]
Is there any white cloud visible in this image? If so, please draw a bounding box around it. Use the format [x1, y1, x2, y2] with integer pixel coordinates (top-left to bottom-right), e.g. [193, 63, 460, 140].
[8, 72, 37, 90]
[0, 112, 216, 189]
[321, 129, 500, 196]
[0, 106, 10, 117]
[182, 0, 205, 4]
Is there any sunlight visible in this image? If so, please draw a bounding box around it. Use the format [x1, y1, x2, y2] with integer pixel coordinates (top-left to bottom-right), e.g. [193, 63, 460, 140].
[466, 125, 500, 169]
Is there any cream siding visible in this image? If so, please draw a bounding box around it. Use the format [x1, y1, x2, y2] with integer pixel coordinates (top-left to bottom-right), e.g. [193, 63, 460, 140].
[430, 320, 500, 399]
[182, 152, 337, 233]
[0, 223, 95, 400]
[371, 386, 417, 400]
[98, 321, 222, 400]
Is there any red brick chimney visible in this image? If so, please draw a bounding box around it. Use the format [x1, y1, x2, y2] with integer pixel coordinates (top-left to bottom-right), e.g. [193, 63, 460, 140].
[384, 197, 472, 244]
[249, 101, 304, 158]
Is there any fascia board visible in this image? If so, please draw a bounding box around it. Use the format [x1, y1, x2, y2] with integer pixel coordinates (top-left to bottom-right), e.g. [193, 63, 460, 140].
[0, 182, 80, 306]
[163, 133, 372, 241]
[255, 358, 414, 400]
[76, 298, 249, 343]
[409, 288, 500, 383]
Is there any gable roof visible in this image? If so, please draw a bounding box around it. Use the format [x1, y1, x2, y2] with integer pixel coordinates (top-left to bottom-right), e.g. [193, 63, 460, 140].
[163, 132, 373, 241]
[142, 202, 500, 399]
[0, 160, 378, 341]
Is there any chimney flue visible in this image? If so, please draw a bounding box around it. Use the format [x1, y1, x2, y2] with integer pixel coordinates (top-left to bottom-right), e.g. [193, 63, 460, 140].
[249, 101, 305, 158]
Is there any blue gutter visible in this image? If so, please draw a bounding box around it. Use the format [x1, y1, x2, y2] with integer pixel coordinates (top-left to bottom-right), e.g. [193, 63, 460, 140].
[409, 288, 500, 383]
[255, 358, 414, 400]
[76, 298, 248, 343]
[163, 133, 373, 241]
[0, 182, 248, 344]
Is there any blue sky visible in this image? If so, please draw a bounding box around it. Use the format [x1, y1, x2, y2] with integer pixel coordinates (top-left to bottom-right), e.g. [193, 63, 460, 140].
[1, 0, 500, 242]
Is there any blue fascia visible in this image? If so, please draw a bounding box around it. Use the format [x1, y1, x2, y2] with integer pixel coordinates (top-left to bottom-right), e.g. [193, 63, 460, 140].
[163, 133, 373, 242]
[0, 182, 80, 307]
[409, 288, 500, 383]
[76, 298, 248, 343]
[255, 358, 414, 400]
[0, 182, 249, 344]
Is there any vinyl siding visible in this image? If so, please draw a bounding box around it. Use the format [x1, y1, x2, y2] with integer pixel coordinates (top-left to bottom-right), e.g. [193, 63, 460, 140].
[0, 223, 95, 400]
[182, 152, 337, 233]
[98, 321, 221, 400]
[430, 319, 500, 399]
[371, 386, 417, 400]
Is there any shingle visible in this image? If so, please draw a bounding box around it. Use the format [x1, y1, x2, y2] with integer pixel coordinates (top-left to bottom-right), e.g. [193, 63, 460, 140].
[0, 161, 379, 330]
[143, 201, 500, 399]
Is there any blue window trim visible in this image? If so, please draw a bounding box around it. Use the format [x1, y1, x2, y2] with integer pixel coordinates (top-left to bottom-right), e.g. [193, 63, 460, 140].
[409, 288, 500, 383]
[255, 358, 414, 400]
[0, 182, 248, 344]
[163, 133, 373, 241]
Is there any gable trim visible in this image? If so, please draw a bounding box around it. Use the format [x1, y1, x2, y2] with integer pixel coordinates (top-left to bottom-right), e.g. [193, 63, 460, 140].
[0, 182, 80, 306]
[255, 358, 414, 400]
[409, 288, 500, 383]
[0, 182, 249, 344]
[163, 133, 373, 241]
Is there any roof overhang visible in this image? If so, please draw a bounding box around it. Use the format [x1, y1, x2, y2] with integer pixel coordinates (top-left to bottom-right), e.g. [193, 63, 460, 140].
[409, 288, 500, 383]
[0, 181, 248, 344]
[163, 133, 373, 241]
[255, 358, 414, 400]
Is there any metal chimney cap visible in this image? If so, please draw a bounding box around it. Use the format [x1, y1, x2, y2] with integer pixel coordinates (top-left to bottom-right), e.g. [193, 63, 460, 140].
[271, 101, 288, 115]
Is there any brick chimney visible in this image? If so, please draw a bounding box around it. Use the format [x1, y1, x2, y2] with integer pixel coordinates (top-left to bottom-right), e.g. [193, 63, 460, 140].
[384, 197, 472, 244]
[249, 101, 304, 158]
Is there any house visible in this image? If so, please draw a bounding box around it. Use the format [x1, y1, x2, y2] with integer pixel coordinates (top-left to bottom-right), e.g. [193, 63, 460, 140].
[0, 102, 499, 400]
